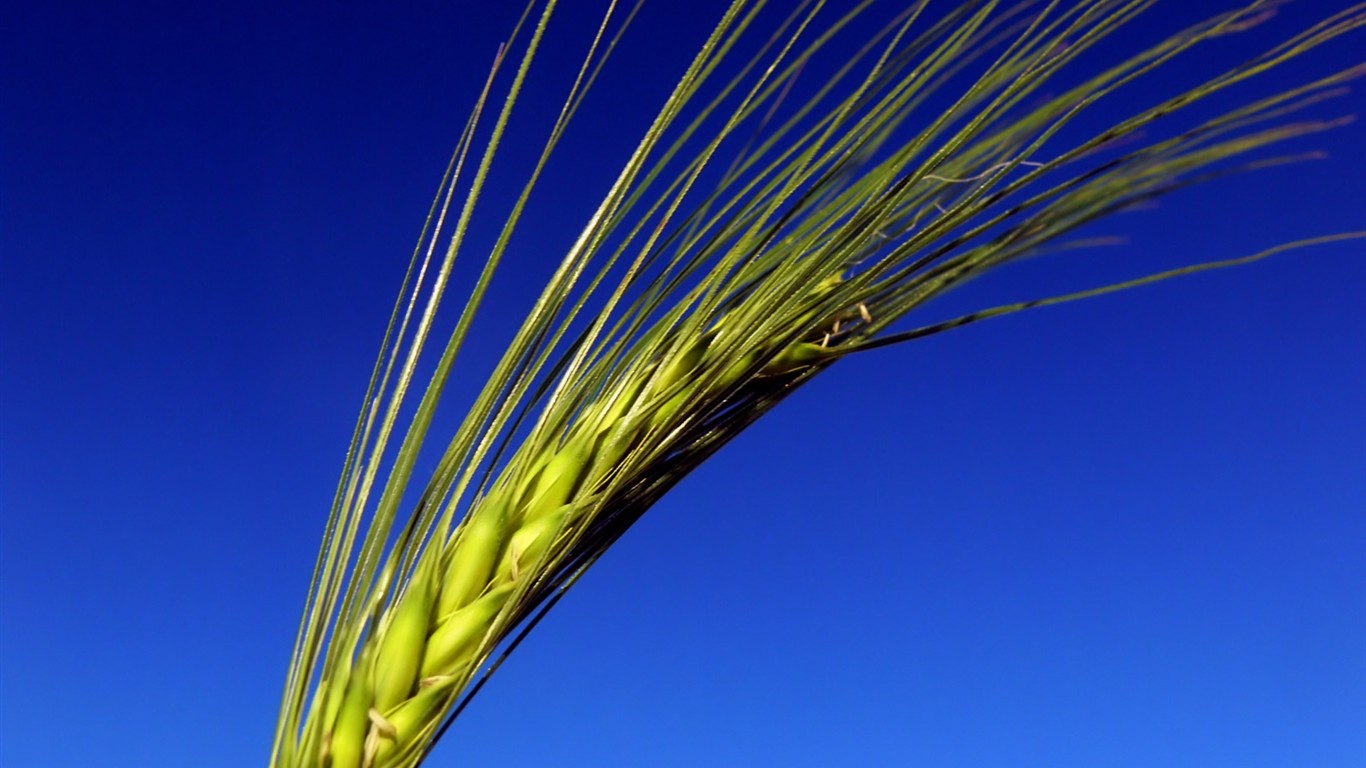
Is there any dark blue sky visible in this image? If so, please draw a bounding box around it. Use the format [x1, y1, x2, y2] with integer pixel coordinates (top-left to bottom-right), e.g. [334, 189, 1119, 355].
[2, 2, 1363, 767]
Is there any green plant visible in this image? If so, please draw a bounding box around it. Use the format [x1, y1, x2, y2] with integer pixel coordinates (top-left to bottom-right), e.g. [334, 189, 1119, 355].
[269, 2, 1363, 766]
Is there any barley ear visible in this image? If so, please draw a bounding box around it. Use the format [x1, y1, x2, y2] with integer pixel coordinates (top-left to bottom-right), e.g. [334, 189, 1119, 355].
[268, 4, 1366, 767]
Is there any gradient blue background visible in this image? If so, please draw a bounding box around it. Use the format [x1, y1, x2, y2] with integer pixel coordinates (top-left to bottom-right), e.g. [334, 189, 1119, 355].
[2, 1, 1363, 766]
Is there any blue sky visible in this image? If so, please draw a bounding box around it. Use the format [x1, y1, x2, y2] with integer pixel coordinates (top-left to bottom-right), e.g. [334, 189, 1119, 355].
[2, 2, 1363, 767]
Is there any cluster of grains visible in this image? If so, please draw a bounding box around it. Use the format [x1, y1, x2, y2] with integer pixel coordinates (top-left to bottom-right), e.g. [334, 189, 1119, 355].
[318, 288, 861, 768]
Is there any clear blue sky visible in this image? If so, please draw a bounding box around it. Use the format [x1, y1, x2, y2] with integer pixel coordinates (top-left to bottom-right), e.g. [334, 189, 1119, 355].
[2, 2, 1363, 767]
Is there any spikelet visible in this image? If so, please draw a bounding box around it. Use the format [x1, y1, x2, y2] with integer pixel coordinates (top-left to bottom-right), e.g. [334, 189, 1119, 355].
[436, 494, 507, 617]
[519, 435, 591, 522]
[371, 560, 436, 712]
[366, 677, 456, 768]
[496, 504, 571, 584]
[420, 584, 514, 679]
[326, 644, 376, 768]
